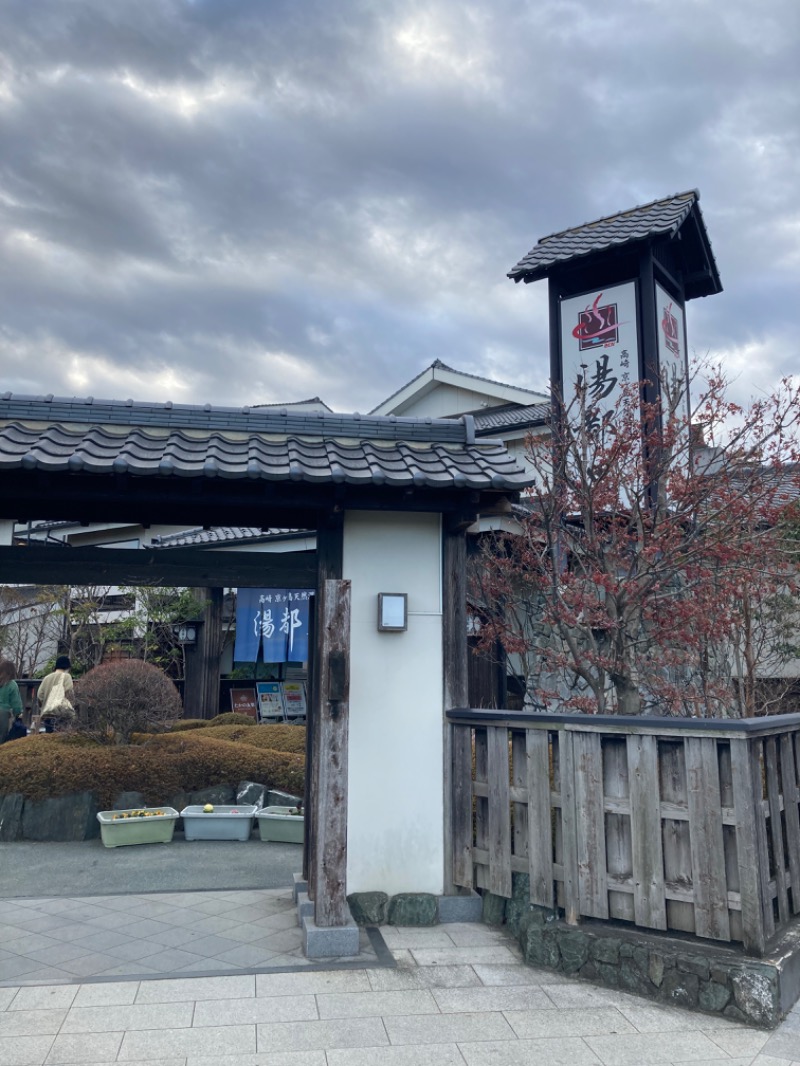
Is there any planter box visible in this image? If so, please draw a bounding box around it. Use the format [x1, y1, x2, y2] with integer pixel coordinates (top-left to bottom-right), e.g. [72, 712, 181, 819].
[256, 805, 305, 844]
[181, 804, 257, 841]
[97, 807, 179, 848]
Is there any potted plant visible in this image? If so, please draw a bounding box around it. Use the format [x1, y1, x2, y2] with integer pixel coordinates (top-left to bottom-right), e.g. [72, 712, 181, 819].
[96, 807, 179, 848]
[256, 804, 305, 844]
[180, 803, 258, 841]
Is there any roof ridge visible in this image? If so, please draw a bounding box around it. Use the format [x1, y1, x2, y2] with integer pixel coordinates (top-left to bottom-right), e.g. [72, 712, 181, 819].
[537, 190, 698, 244]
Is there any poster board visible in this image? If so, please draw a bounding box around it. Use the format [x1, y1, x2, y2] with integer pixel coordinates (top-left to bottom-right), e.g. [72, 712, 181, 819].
[256, 681, 286, 722]
[229, 688, 258, 719]
[282, 681, 307, 721]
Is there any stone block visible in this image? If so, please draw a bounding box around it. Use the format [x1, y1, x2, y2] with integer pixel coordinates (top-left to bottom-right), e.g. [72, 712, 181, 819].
[620, 959, 654, 996]
[0, 793, 23, 841]
[438, 891, 482, 924]
[302, 915, 360, 958]
[292, 872, 308, 903]
[237, 780, 266, 807]
[730, 967, 778, 1027]
[523, 927, 560, 970]
[678, 955, 710, 981]
[558, 930, 590, 974]
[591, 937, 621, 965]
[296, 891, 314, 926]
[481, 891, 507, 926]
[649, 952, 666, 987]
[348, 891, 389, 925]
[505, 873, 530, 934]
[268, 788, 303, 807]
[662, 968, 700, 1008]
[21, 792, 99, 841]
[699, 980, 731, 1013]
[388, 893, 439, 926]
[190, 784, 235, 806]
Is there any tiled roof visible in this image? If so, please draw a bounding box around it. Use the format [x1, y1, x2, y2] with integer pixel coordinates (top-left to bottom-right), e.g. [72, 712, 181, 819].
[473, 402, 551, 435]
[0, 394, 531, 493]
[508, 191, 721, 297]
[369, 360, 546, 415]
[151, 527, 304, 548]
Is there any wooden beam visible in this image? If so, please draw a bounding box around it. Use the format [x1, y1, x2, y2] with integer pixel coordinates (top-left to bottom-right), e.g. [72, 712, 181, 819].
[312, 578, 351, 927]
[442, 525, 469, 893]
[0, 545, 317, 588]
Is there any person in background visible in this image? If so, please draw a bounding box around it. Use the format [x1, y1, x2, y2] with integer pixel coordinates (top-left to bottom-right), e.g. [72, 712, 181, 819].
[0, 659, 23, 743]
[6, 712, 28, 741]
[37, 655, 74, 733]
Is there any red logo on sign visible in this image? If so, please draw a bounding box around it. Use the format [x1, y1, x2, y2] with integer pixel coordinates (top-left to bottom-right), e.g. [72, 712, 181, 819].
[661, 302, 680, 358]
[573, 293, 619, 350]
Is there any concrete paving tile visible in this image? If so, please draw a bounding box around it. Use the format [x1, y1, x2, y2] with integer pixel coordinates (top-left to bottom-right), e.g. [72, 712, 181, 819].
[23, 941, 99, 967]
[13, 970, 74, 986]
[187, 1055, 325, 1066]
[473, 963, 563, 986]
[61, 1002, 194, 1034]
[136, 974, 256, 1003]
[46, 923, 113, 944]
[317, 990, 439, 1019]
[212, 945, 282, 968]
[56, 953, 121, 978]
[256, 971, 371, 997]
[93, 964, 163, 978]
[220, 904, 280, 923]
[174, 915, 242, 936]
[189, 899, 238, 916]
[61, 1060, 185, 1066]
[223, 923, 284, 944]
[753, 1055, 800, 1066]
[409, 946, 520, 967]
[584, 1030, 730, 1064]
[112, 917, 177, 940]
[66, 928, 142, 953]
[122, 900, 185, 919]
[193, 994, 318, 1027]
[141, 925, 208, 949]
[3, 933, 62, 956]
[0, 925, 30, 944]
[252, 931, 303, 954]
[542, 985, 642, 1010]
[98, 938, 162, 962]
[440, 924, 516, 947]
[0, 989, 16, 1010]
[383, 1011, 516, 1046]
[379, 929, 459, 949]
[458, 1037, 603, 1065]
[0, 958, 41, 982]
[45, 1031, 123, 1063]
[618, 1003, 738, 1033]
[367, 965, 480, 992]
[248, 912, 300, 934]
[7, 916, 71, 936]
[327, 1046, 466, 1066]
[762, 1032, 800, 1062]
[72, 983, 139, 1007]
[505, 1007, 636, 1039]
[119, 1023, 256, 1060]
[0, 1010, 66, 1036]
[256, 1017, 388, 1053]
[433, 986, 554, 1014]
[0, 1033, 55, 1065]
[6, 987, 77, 1012]
[162, 933, 243, 957]
[131, 948, 214, 972]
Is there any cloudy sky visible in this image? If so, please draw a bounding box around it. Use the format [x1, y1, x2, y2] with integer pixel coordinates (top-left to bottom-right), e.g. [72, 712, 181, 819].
[0, 0, 798, 414]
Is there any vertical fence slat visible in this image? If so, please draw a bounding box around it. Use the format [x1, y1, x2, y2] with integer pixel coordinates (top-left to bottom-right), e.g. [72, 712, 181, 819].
[781, 733, 800, 915]
[559, 731, 580, 925]
[765, 737, 790, 925]
[751, 738, 776, 941]
[573, 731, 609, 919]
[604, 738, 635, 922]
[730, 737, 767, 955]
[526, 729, 554, 908]
[685, 737, 730, 941]
[512, 731, 528, 862]
[487, 726, 512, 898]
[451, 724, 474, 889]
[474, 728, 488, 891]
[627, 734, 667, 930]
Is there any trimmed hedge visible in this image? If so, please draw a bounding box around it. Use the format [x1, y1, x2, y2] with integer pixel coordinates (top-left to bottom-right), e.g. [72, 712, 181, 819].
[207, 713, 256, 727]
[167, 719, 209, 732]
[0, 732, 304, 809]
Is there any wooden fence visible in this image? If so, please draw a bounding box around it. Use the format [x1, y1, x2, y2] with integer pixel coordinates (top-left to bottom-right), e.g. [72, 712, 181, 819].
[448, 709, 800, 956]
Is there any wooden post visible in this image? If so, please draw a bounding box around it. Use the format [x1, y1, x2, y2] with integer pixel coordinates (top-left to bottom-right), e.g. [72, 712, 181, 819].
[730, 737, 768, 955]
[443, 524, 469, 893]
[312, 578, 351, 927]
[307, 512, 343, 898]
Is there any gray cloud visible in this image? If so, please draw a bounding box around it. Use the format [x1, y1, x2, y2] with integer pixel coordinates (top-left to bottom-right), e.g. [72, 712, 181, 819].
[0, 0, 798, 411]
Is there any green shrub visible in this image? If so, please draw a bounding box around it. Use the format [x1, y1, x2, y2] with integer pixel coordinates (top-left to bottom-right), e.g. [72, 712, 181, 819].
[0, 731, 304, 809]
[208, 712, 256, 727]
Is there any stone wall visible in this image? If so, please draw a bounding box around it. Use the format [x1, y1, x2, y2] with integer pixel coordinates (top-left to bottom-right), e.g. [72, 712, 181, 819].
[483, 872, 797, 1029]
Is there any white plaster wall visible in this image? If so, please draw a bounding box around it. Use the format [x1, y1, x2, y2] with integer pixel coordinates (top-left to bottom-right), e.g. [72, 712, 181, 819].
[343, 510, 444, 895]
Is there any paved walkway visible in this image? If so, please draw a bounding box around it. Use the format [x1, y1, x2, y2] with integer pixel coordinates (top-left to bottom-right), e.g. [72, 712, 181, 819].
[2, 902, 800, 1065]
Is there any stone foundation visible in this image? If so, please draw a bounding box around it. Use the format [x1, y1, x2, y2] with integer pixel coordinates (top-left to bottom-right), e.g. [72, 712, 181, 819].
[347, 889, 482, 927]
[483, 874, 800, 1028]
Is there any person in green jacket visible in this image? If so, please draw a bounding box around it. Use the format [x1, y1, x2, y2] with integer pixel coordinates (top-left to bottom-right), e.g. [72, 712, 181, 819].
[0, 659, 23, 743]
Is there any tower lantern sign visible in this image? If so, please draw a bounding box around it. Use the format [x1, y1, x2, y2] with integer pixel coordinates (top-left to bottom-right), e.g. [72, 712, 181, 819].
[507, 190, 722, 433]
